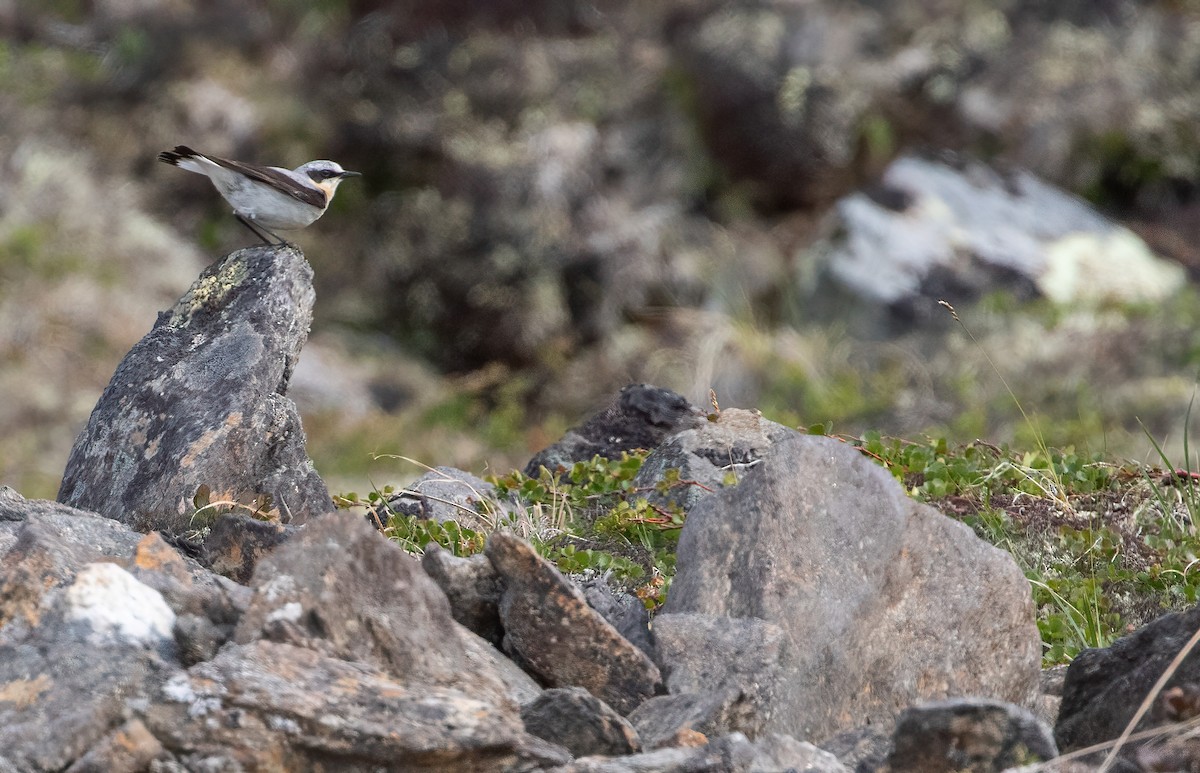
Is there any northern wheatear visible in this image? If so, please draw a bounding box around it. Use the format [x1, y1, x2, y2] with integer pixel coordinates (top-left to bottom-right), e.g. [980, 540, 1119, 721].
[157, 145, 361, 244]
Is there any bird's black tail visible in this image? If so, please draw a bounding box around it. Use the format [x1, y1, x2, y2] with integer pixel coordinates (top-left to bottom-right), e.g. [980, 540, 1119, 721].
[157, 145, 200, 166]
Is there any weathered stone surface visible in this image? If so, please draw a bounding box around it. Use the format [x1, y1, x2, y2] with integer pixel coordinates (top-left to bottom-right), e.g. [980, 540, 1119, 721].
[422, 543, 504, 646]
[747, 734, 850, 773]
[128, 531, 251, 625]
[630, 690, 755, 751]
[1056, 603, 1200, 753]
[522, 686, 641, 757]
[822, 724, 894, 773]
[384, 466, 506, 531]
[651, 612, 785, 738]
[200, 511, 296, 583]
[548, 731, 849, 772]
[144, 639, 569, 772]
[633, 409, 795, 514]
[487, 531, 663, 714]
[0, 502, 146, 635]
[0, 498, 250, 655]
[886, 698, 1058, 772]
[665, 433, 1042, 743]
[57, 245, 333, 535]
[581, 576, 654, 657]
[525, 384, 704, 477]
[124, 531, 251, 665]
[0, 563, 178, 772]
[64, 719, 164, 773]
[235, 511, 531, 706]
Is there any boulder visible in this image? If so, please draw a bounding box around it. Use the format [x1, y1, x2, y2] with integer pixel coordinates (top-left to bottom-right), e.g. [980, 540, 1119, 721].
[200, 511, 296, 583]
[886, 698, 1058, 772]
[580, 576, 654, 657]
[143, 639, 569, 772]
[0, 499, 145, 635]
[381, 466, 506, 531]
[421, 544, 505, 647]
[1056, 604, 1200, 753]
[521, 687, 641, 757]
[57, 245, 333, 535]
[632, 408, 794, 515]
[665, 432, 1042, 743]
[0, 493, 250, 650]
[0, 562, 179, 772]
[813, 155, 1184, 327]
[234, 511, 535, 707]
[650, 612, 785, 739]
[487, 531, 663, 714]
[548, 731, 849, 773]
[525, 384, 704, 477]
[629, 690, 755, 751]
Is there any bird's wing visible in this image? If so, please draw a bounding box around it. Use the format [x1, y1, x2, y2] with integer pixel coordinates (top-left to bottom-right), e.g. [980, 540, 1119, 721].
[197, 152, 328, 209]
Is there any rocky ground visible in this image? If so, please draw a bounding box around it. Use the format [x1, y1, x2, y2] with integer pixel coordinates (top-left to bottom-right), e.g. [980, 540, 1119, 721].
[3, 243, 1200, 772]
[9, 4, 1200, 768]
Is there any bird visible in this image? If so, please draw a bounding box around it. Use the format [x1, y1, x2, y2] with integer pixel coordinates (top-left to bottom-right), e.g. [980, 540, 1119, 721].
[157, 145, 361, 245]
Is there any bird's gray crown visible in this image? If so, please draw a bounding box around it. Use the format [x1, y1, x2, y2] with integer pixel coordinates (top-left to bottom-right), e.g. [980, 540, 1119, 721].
[297, 160, 358, 182]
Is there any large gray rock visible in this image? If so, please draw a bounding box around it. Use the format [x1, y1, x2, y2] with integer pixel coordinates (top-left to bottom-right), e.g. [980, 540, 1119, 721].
[633, 408, 795, 515]
[235, 511, 537, 707]
[57, 245, 333, 535]
[629, 690, 755, 751]
[0, 562, 179, 772]
[650, 612, 785, 739]
[886, 698, 1057, 772]
[665, 432, 1041, 743]
[1056, 603, 1200, 754]
[0, 491, 248, 651]
[143, 639, 569, 772]
[814, 155, 1183, 326]
[522, 687, 641, 757]
[0, 496, 150, 635]
[548, 731, 849, 773]
[487, 531, 663, 715]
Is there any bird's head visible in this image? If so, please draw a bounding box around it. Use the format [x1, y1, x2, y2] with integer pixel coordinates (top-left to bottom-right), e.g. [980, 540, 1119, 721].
[298, 160, 361, 203]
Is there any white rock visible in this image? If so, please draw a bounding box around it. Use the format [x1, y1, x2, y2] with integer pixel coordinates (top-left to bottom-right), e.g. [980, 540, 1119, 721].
[65, 562, 176, 646]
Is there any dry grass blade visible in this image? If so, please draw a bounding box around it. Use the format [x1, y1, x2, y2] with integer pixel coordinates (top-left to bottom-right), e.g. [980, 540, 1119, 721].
[1006, 713, 1200, 771]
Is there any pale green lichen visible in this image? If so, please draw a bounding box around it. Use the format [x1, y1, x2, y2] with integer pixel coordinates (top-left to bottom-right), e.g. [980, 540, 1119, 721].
[168, 253, 252, 328]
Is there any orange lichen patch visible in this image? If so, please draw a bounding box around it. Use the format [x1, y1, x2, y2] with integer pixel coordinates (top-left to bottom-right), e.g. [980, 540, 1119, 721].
[134, 533, 178, 571]
[0, 674, 52, 708]
[97, 719, 164, 767]
[666, 728, 708, 748]
[179, 413, 241, 469]
[133, 533, 192, 583]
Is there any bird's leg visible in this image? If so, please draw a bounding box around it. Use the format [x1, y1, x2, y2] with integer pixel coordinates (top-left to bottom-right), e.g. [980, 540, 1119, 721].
[236, 214, 279, 246]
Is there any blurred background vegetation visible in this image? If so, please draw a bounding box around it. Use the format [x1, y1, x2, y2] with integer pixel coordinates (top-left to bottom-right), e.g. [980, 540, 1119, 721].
[5, 0, 1200, 499]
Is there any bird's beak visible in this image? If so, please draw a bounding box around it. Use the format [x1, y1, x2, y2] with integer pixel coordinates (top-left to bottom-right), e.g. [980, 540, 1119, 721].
[340, 170, 362, 178]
